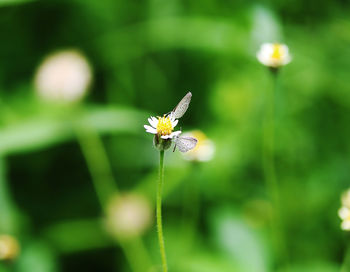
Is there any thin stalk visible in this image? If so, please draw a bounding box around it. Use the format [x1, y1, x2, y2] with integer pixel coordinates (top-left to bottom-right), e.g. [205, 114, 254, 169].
[157, 150, 168, 272]
[341, 241, 350, 272]
[0, 156, 19, 233]
[120, 237, 153, 272]
[262, 71, 288, 268]
[75, 122, 152, 272]
[75, 125, 117, 207]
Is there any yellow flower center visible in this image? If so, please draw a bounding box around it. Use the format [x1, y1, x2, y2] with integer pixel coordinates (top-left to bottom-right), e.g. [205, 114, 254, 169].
[156, 116, 173, 136]
[271, 44, 283, 60]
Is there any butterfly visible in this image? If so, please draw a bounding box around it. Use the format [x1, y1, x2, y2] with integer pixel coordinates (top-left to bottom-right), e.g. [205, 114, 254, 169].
[168, 92, 192, 119]
[173, 133, 198, 153]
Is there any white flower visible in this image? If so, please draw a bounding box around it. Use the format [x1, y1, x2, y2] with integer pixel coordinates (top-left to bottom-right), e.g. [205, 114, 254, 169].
[257, 43, 292, 68]
[144, 115, 182, 139]
[34, 50, 92, 103]
[181, 130, 215, 161]
[144, 92, 196, 152]
[338, 189, 350, 231]
[105, 193, 153, 239]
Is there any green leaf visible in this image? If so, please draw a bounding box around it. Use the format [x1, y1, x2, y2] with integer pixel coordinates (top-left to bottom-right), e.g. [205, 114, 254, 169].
[43, 218, 113, 254]
[15, 241, 58, 272]
[0, 106, 147, 155]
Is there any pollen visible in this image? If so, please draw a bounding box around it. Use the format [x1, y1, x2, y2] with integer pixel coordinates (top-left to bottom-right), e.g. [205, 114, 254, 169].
[157, 116, 173, 136]
[271, 44, 283, 60]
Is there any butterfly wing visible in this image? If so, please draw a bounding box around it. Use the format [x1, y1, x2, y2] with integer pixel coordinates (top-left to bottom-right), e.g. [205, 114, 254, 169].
[171, 92, 192, 119]
[175, 136, 197, 152]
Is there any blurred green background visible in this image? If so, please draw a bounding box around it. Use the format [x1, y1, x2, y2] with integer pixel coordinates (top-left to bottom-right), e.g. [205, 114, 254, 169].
[0, 0, 350, 271]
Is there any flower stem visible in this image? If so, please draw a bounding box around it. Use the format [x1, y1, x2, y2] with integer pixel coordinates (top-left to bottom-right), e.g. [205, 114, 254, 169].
[75, 121, 152, 272]
[0, 156, 19, 233]
[75, 124, 117, 207]
[157, 150, 168, 272]
[120, 237, 153, 272]
[262, 71, 288, 268]
[341, 241, 350, 272]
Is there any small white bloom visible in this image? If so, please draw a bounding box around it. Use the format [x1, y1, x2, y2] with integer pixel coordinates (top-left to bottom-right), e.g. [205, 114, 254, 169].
[144, 115, 181, 139]
[257, 43, 292, 68]
[105, 193, 153, 239]
[181, 130, 215, 161]
[34, 50, 92, 103]
[144, 92, 196, 152]
[338, 189, 350, 231]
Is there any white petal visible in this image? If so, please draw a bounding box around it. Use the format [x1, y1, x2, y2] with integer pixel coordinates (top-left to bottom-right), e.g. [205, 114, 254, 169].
[144, 125, 157, 134]
[170, 130, 182, 137]
[144, 125, 153, 130]
[161, 135, 172, 139]
[282, 55, 292, 65]
[146, 130, 157, 134]
[197, 140, 215, 162]
[148, 117, 158, 128]
[339, 207, 350, 220]
[341, 220, 350, 231]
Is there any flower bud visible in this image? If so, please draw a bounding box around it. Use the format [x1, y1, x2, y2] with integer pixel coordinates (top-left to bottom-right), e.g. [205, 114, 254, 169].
[105, 193, 153, 239]
[34, 50, 92, 103]
[153, 135, 172, 151]
[256, 43, 291, 68]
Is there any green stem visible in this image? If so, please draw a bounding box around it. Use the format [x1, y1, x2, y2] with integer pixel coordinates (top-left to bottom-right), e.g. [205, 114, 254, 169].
[75, 125, 117, 208]
[120, 237, 153, 272]
[157, 150, 168, 272]
[262, 71, 288, 268]
[0, 156, 19, 233]
[75, 121, 152, 272]
[341, 241, 350, 272]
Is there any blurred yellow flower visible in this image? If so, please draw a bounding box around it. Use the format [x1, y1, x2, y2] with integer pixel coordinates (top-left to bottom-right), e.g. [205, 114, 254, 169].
[34, 50, 92, 103]
[256, 43, 292, 68]
[338, 189, 350, 231]
[181, 130, 215, 162]
[105, 193, 153, 239]
[0, 235, 20, 261]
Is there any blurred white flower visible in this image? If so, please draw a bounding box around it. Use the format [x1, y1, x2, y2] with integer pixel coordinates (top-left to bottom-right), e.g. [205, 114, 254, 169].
[0, 235, 20, 261]
[34, 50, 92, 103]
[181, 130, 215, 162]
[338, 189, 350, 231]
[105, 193, 153, 239]
[256, 43, 291, 68]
